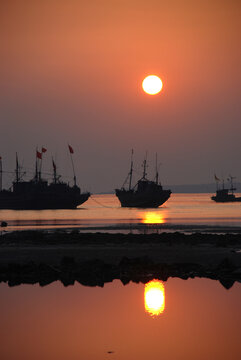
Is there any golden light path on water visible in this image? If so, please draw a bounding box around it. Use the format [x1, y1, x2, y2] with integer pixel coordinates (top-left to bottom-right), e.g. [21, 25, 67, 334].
[144, 279, 165, 317]
[141, 211, 166, 224]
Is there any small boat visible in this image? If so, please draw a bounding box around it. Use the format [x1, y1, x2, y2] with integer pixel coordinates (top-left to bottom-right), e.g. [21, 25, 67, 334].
[115, 151, 171, 208]
[211, 175, 241, 203]
[0, 147, 90, 210]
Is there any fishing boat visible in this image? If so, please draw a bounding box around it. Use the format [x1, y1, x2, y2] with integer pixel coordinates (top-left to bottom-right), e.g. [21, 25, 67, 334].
[0, 146, 90, 209]
[115, 151, 171, 208]
[211, 175, 241, 203]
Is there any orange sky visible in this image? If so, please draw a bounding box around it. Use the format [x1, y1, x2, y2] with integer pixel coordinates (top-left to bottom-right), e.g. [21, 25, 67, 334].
[0, 0, 240, 191]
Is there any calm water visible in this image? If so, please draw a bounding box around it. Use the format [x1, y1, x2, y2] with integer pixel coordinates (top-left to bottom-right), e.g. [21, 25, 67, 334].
[1, 194, 241, 359]
[0, 278, 240, 360]
[0, 193, 241, 232]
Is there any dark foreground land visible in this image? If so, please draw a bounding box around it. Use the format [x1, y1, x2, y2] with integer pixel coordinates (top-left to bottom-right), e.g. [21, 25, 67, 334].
[0, 231, 241, 289]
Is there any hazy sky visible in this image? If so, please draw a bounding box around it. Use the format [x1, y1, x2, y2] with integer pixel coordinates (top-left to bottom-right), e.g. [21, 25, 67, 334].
[0, 0, 240, 192]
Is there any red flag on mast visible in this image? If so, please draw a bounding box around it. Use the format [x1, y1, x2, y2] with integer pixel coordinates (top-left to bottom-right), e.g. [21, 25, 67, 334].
[42, 147, 47, 153]
[36, 151, 42, 159]
[68, 145, 74, 154]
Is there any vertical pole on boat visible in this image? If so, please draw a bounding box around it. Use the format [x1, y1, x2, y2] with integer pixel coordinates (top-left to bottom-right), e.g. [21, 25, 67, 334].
[229, 175, 236, 195]
[36, 149, 42, 182]
[155, 153, 159, 184]
[0, 156, 2, 191]
[142, 151, 148, 179]
[52, 157, 57, 184]
[39, 155, 42, 181]
[39, 147, 47, 181]
[39, 154, 42, 181]
[68, 145, 76, 186]
[214, 174, 220, 190]
[129, 149, 134, 190]
[38, 150, 40, 182]
[15, 153, 20, 183]
[35, 148, 38, 182]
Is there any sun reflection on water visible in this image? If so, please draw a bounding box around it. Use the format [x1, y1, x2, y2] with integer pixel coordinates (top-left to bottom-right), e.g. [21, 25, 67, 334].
[141, 212, 166, 224]
[144, 279, 165, 317]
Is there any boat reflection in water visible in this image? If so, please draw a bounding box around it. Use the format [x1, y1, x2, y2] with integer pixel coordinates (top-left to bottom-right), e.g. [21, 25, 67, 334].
[141, 211, 166, 224]
[144, 279, 165, 317]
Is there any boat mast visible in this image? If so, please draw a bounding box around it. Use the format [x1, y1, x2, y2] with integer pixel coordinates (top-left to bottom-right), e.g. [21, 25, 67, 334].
[68, 145, 76, 186]
[39, 147, 47, 182]
[15, 153, 20, 183]
[142, 151, 148, 179]
[38, 153, 41, 182]
[155, 153, 158, 184]
[229, 175, 236, 195]
[35, 158, 38, 182]
[222, 178, 225, 190]
[129, 149, 134, 190]
[214, 174, 220, 190]
[35, 148, 38, 182]
[52, 157, 57, 184]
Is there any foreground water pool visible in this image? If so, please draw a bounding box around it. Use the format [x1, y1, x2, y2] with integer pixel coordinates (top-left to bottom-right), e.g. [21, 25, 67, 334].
[0, 278, 240, 360]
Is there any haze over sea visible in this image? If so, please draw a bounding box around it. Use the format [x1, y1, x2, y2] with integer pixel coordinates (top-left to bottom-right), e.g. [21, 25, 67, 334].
[1, 193, 241, 232]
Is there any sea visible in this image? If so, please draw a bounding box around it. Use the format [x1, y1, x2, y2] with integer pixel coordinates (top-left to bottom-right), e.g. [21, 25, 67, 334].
[0, 193, 241, 360]
[0, 193, 241, 233]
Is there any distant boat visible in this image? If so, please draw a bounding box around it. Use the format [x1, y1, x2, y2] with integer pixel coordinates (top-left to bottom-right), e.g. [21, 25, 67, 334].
[211, 175, 241, 203]
[115, 151, 171, 208]
[0, 148, 90, 210]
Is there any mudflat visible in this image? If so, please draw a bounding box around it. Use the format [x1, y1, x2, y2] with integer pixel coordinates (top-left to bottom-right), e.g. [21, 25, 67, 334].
[0, 230, 240, 288]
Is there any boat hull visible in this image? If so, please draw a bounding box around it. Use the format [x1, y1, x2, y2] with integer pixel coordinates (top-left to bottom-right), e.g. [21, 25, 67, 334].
[115, 189, 171, 208]
[211, 196, 241, 203]
[0, 191, 91, 210]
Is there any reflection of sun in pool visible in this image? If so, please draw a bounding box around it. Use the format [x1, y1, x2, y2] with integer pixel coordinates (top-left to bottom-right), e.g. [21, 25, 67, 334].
[142, 75, 163, 95]
[144, 279, 165, 317]
[141, 212, 165, 224]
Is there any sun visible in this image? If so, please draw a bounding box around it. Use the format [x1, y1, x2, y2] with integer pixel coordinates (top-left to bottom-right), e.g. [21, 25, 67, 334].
[142, 75, 163, 95]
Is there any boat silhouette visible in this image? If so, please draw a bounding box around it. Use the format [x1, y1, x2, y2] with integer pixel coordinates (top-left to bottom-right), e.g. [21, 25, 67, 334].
[211, 175, 241, 203]
[115, 151, 171, 208]
[0, 148, 90, 210]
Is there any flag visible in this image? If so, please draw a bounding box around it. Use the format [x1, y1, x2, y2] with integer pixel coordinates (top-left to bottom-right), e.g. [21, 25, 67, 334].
[214, 174, 220, 181]
[36, 151, 42, 159]
[68, 144, 74, 154]
[52, 159, 56, 170]
[42, 147, 47, 153]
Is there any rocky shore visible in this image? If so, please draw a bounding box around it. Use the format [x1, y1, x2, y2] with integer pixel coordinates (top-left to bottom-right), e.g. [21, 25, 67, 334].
[0, 230, 240, 289]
